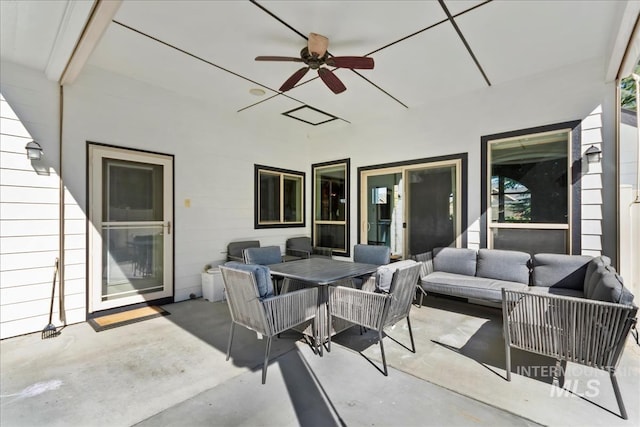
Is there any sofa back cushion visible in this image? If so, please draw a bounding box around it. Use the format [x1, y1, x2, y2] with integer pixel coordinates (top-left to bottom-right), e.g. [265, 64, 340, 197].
[433, 247, 477, 276]
[375, 260, 418, 292]
[532, 253, 592, 290]
[223, 261, 274, 299]
[590, 268, 635, 305]
[583, 256, 611, 298]
[476, 249, 530, 284]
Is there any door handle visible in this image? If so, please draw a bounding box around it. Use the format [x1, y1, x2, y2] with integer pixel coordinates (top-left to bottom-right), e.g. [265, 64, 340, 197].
[165, 221, 171, 235]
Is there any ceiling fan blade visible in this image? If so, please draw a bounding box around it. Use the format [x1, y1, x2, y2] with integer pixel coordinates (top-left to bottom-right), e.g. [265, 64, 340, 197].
[255, 56, 304, 62]
[308, 33, 329, 57]
[326, 56, 374, 69]
[279, 67, 310, 92]
[318, 68, 346, 94]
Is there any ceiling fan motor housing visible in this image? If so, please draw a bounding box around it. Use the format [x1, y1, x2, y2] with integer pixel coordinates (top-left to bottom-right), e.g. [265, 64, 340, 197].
[301, 47, 328, 69]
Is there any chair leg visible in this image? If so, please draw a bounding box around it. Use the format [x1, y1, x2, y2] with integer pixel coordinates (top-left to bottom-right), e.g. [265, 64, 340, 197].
[610, 369, 628, 420]
[415, 285, 426, 308]
[406, 316, 416, 353]
[379, 330, 388, 376]
[226, 323, 235, 361]
[326, 309, 331, 354]
[504, 343, 512, 382]
[262, 336, 273, 385]
[502, 307, 511, 381]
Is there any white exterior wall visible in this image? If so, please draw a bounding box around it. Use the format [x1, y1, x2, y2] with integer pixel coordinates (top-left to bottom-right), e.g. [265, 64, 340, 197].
[619, 111, 639, 299]
[0, 54, 621, 339]
[0, 63, 63, 339]
[63, 65, 313, 305]
[308, 58, 617, 261]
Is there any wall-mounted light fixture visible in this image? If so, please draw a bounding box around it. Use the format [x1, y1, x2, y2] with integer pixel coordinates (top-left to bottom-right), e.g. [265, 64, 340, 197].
[25, 141, 44, 160]
[585, 144, 602, 164]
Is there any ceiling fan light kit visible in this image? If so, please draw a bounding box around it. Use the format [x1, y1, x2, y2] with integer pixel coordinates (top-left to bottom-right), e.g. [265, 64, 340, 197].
[255, 32, 374, 94]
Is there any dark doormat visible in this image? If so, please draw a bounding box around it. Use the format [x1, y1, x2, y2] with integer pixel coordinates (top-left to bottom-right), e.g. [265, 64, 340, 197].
[88, 306, 170, 332]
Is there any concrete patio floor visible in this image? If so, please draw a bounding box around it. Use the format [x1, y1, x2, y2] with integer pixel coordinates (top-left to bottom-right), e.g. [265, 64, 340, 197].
[1, 295, 638, 426]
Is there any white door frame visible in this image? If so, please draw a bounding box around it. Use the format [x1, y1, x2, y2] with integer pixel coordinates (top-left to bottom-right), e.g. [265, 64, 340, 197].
[88, 144, 173, 312]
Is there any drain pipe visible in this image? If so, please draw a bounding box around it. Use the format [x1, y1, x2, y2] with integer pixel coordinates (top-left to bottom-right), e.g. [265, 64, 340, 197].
[58, 84, 66, 325]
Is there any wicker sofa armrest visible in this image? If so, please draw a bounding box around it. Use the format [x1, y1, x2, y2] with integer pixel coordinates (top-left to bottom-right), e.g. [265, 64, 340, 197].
[502, 289, 637, 368]
[501, 288, 637, 419]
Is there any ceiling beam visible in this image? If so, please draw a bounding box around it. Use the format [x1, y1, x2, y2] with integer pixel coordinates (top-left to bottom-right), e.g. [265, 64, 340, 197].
[60, 0, 122, 86]
[438, 0, 491, 87]
[606, 1, 640, 81]
[45, 1, 95, 81]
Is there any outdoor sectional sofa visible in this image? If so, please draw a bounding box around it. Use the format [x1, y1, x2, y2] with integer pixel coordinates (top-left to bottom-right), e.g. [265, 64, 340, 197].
[416, 247, 635, 305]
[414, 247, 637, 419]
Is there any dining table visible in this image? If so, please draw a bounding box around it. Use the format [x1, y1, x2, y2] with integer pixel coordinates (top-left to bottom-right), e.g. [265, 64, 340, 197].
[269, 257, 379, 355]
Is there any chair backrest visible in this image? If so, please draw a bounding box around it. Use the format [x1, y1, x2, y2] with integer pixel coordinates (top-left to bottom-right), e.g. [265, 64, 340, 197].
[219, 265, 269, 335]
[384, 262, 422, 328]
[227, 240, 260, 262]
[243, 245, 282, 265]
[286, 237, 312, 253]
[354, 244, 391, 265]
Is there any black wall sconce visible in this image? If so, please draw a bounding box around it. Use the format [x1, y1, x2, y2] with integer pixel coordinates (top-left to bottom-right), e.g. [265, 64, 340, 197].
[25, 141, 44, 160]
[584, 144, 602, 164]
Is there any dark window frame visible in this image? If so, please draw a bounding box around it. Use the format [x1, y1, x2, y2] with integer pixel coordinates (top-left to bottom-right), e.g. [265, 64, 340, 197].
[312, 158, 350, 257]
[254, 164, 305, 229]
[480, 121, 582, 254]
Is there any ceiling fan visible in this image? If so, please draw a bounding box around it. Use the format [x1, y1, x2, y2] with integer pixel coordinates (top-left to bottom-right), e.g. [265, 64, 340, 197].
[255, 33, 374, 94]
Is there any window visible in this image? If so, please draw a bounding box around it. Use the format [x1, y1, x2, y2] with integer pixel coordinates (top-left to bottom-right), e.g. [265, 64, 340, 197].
[255, 165, 304, 228]
[313, 159, 349, 256]
[481, 121, 581, 254]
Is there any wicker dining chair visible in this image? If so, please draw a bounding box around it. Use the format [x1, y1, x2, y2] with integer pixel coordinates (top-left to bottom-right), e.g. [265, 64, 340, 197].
[327, 262, 422, 375]
[226, 240, 260, 262]
[346, 244, 392, 288]
[243, 245, 282, 265]
[220, 263, 318, 384]
[286, 237, 333, 259]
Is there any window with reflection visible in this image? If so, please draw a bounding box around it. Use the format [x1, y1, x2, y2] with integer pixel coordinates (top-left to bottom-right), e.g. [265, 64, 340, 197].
[313, 159, 349, 256]
[483, 123, 579, 254]
[255, 165, 304, 228]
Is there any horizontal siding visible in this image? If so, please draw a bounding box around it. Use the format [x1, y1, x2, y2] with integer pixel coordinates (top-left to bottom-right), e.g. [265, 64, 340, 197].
[0, 219, 59, 236]
[1, 265, 57, 287]
[1, 203, 59, 219]
[0, 185, 59, 203]
[0, 168, 60, 187]
[1, 134, 32, 153]
[0, 293, 84, 323]
[1, 250, 59, 271]
[0, 99, 19, 120]
[1, 235, 60, 253]
[0, 150, 36, 170]
[1, 278, 85, 305]
[65, 219, 86, 235]
[0, 307, 84, 340]
[1, 88, 77, 339]
[0, 117, 29, 138]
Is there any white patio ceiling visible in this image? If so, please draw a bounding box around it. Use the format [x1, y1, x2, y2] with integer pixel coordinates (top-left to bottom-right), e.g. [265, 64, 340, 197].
[0, 0, 632, 131]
